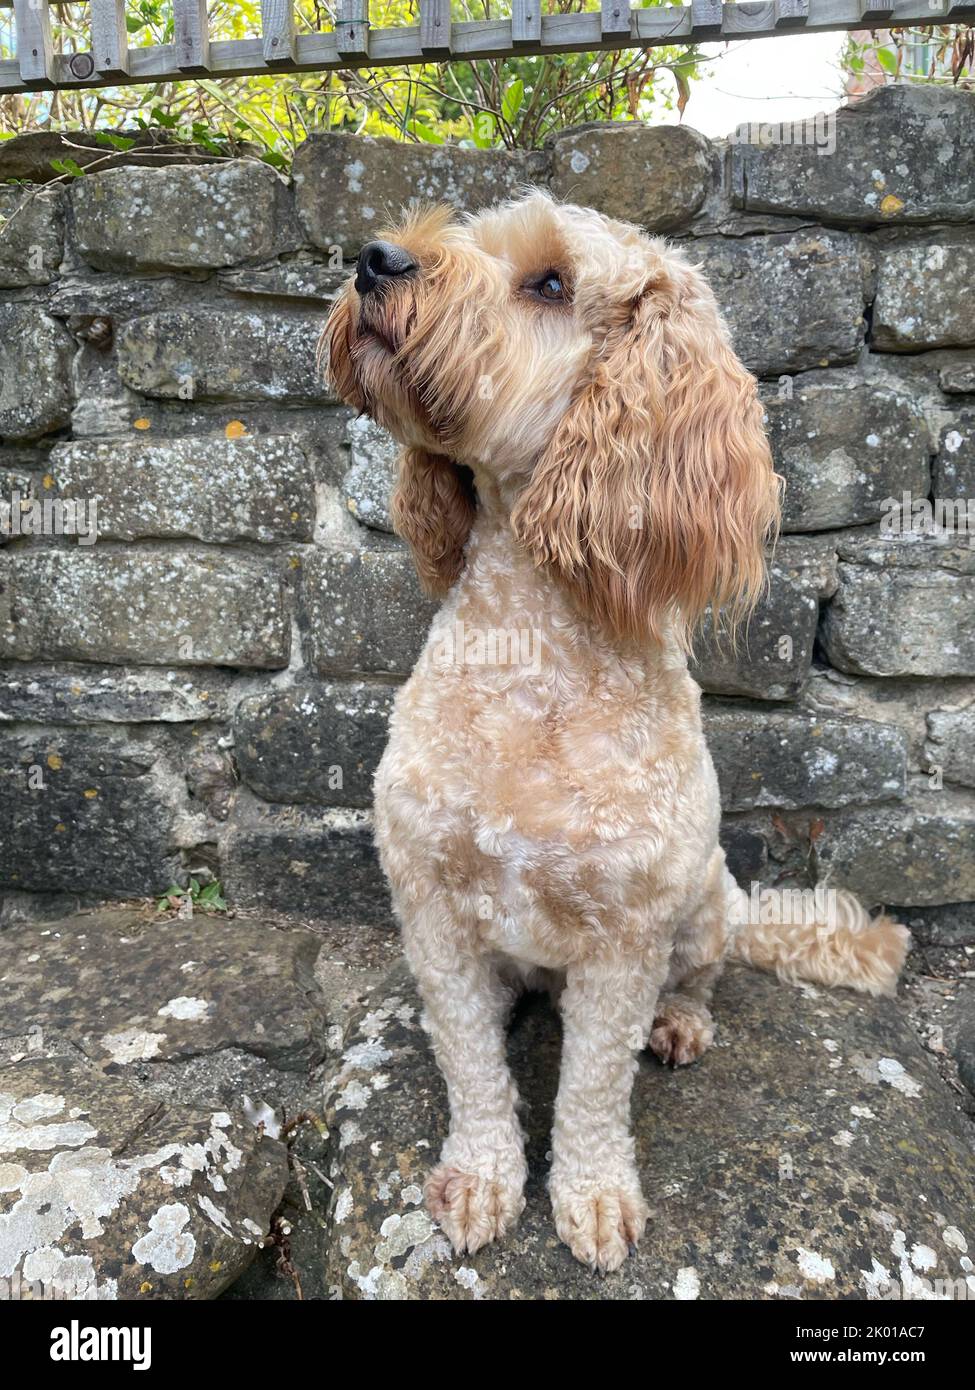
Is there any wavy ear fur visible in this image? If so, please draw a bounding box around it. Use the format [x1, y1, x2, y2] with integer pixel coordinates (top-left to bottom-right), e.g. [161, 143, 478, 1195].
[392, 447, 477, 597]
[510, 258, 781, 646]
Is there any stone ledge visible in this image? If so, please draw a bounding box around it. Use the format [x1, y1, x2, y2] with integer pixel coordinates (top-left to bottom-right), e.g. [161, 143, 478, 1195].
[302, 548, 437, 678]
[293, 133, 547, 254]
[0, 305, 74, 441]
[222, 807, 389, 928]
[762, 379, 930, 533]
[812, 795, 975, 907]
[324, 959, 975, 1299]
[49, 434, 315, 544]
[704, 705, 906, 811]
[2, 548, 290, 669]
[548, 123, 712, 233]
[0, 130, 245, 183]
[116, 310, 334, 404]
[693, 229, 864, 377]
[873, 237, 975, 353]
[0, 186, 63, 288]
[0, 731, 178, 896]
[234, 682, 395, 809]
[0, 1054, 288, 1301]
[0, 909, 329, 1071]
[0, 905, 388, 1302]
[70, 162, 284, 272]
[822, 536, 975, 678]
[731, 85, 975, 226]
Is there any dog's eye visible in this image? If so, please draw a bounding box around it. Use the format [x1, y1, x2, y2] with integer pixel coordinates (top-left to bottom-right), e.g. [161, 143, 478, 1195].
[526, 271, 566, 304]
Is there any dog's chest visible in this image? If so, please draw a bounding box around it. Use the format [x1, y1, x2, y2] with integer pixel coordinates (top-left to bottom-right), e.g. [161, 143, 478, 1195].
[377, 611, 715, 958]
[373, 525, 718, 960]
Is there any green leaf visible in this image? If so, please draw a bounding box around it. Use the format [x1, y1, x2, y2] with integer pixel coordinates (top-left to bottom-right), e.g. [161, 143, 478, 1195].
[151, 106, 179, 129]
[189, 123, 227, 155]
[198, 881, 227, 913]
[501, 79, 524, 127]
[261, 150, 288, 169]
[409, 119, 445, 144]
[875, 46, 898, 75]
[471, 112, 497, 150]
[49, 158, 86, 179]
[95, 131, 137, 151]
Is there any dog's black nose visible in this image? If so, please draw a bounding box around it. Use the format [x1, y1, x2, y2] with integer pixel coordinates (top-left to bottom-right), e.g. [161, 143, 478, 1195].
[355, 240, 416, 296]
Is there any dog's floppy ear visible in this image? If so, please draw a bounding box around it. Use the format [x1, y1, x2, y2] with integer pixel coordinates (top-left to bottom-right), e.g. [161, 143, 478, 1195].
[392, 447, 477, 596]
[511, 256, 780, 645]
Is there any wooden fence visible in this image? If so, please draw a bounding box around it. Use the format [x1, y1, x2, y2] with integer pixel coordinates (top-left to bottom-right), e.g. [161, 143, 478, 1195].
[0, 0, 972, 95]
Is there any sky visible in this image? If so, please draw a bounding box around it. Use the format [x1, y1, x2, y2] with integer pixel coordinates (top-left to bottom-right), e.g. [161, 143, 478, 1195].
[660, 32, 850, 138]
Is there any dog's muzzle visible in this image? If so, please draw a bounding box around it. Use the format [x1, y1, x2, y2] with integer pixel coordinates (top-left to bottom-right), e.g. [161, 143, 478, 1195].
[355, 240, 417, 296]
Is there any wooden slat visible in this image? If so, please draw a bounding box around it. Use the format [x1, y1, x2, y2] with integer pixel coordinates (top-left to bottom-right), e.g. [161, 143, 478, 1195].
[690, 0, 724, 33]
[90, 0, 129, 77]
[419, 0, 451, 55]
[511, 0, 541, 45]
[174, 0, 210, 71]
[858, 0, 894, 17]
[13, 0, 54, 84]
[261, 0, 296, 63]
[775, 0, 810, 23]
[722, 1, 776, 33]
[600, 0, 631, 37]
[336, 0, 370, 58]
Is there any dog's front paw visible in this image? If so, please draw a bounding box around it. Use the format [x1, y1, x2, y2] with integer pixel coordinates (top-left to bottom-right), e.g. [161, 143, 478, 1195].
[551, 1173, 648, 1273]
[650, 997, 714, 1067]
[425, 1159, 525, 1255]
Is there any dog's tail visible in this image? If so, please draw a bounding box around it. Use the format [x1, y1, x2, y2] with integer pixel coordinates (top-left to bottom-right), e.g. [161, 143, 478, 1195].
[726, 881, 910, 997]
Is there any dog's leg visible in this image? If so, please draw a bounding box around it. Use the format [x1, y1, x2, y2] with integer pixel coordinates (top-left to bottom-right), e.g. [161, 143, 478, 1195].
[407, 928, 527, 1255]
[549, 945, 667, 1273]
[651, 849, 730, 1068]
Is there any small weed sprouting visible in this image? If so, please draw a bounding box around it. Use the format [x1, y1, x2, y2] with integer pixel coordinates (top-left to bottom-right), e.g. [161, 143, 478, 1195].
[156, 878, 227, 917]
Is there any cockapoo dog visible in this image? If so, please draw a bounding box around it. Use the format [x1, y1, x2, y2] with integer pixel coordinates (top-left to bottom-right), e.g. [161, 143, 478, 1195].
[324, 192, 909, 1273]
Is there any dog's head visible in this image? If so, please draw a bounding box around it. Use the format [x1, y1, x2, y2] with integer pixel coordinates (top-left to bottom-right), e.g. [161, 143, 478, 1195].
[324, 191, 780, 645]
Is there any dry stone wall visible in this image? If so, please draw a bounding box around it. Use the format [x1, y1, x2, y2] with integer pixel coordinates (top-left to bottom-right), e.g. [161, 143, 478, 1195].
[2, 83, 975, 939]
